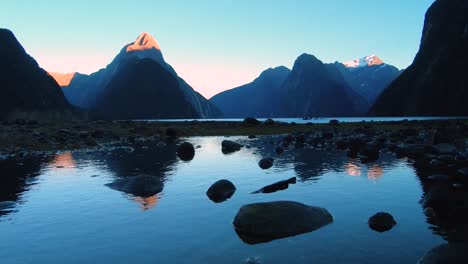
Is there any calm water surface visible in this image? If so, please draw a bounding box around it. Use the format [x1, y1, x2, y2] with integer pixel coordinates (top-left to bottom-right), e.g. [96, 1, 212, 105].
[0, 136, 446, 264]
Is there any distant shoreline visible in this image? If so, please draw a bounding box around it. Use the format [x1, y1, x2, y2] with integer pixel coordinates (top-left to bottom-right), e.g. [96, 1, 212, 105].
[1, 118, 467, 155]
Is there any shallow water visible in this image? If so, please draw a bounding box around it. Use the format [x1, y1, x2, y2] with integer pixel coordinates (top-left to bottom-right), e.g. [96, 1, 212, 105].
[0, 136, 447, 264]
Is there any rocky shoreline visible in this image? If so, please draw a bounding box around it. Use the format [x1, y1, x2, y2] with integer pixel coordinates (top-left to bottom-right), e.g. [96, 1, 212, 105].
[1, 118, 467, 157]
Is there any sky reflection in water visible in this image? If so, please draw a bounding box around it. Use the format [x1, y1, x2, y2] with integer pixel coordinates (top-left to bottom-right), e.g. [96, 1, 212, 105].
[0, 136, 447, 264]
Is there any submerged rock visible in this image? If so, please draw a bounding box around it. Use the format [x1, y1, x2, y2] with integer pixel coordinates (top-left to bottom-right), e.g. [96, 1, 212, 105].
[177, 142, 195, 161]
[233, 201, 333, 244]
[206, 179, 236, 203]
[251, 177, 297, 194]
[258, 158, 274, 169]
[106, 175, 164, 197]
[368, 212, 397, 232]
[418, 243, 468, 264]
[222, 140, 242, 154]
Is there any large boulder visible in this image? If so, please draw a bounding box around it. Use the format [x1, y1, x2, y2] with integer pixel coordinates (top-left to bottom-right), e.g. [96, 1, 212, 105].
[368, 212, 397, 232]
[233, 201, 333, 244]
[222, 140, 242, 154]
[106, 175, 164, 197]
[418, 243, 468, 264]
[206, 179, 236, 203]
[177, 142, 195, 161]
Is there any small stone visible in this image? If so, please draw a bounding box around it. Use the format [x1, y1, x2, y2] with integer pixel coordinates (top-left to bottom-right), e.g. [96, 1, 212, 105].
[258, 158, 274, 170]
[206, 179, 236, 203]
[177, 142, 195, 161]
[368, 212, 397, 232]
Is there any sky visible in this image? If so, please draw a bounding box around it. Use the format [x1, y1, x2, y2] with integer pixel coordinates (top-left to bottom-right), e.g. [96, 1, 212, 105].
[0, 0, 434, 98]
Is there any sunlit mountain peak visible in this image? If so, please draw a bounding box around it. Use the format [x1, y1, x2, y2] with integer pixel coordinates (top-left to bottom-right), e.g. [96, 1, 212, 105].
[126, 32, 161, 52]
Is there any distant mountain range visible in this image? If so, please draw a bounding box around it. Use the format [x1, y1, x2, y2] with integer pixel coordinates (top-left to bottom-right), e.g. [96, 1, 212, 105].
[51, 33, 221, 119]
[370, 0, 468, 116]
[211, 54, 400, 118]
[3, 0, 465, 121]
[0, 29, 72, 120]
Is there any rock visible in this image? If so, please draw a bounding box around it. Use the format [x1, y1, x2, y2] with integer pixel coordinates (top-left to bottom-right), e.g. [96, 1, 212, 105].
[177, 142, 195, 161]
[233, 201, 333, 244]
[251, 177, 297, 194]
[105, 175, 164, 197]
[457, 168, 468, 176]
[432, 128, 453, 145]
[434, 143, 457, 155]
[59, 129, 72, 135]
[156, 141, 166, 148]
[258, 158, 274, 169]
[329, 119, 339, 126]
[206, 179, 236, 203]
[79, 131, 89, 138]
[91, 129, 105, 139]
[275, 146, 284, 154]
[0, 201, 16, 210]
[427, 174, 451, 182]
[243, 117, 261, 126]
[85, 137, 98, 147]
[165, 127, 178, 138]
[418, 243, 468, 264]
[359, 142, 380, 162]
[264, 119, 275, 125]
[222, 140, 242, 154]
[321, 131, 334, 140]
[368, 212, 397, 232]
[248, 135, 257, 139]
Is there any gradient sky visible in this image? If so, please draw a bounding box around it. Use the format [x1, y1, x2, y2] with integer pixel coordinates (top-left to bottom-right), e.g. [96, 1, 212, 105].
[1, 0, 434, 98]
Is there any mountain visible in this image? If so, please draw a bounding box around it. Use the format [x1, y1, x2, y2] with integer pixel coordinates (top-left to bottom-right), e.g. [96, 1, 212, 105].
[370, 0, 468, 116]
[0, 29, 71, 120]
[210, 54, 370, 118]
[277, 54, 367, 117]
[209, 66, 291, 118]
[335, 56, 401, 105]
[52, 33, 221, 119]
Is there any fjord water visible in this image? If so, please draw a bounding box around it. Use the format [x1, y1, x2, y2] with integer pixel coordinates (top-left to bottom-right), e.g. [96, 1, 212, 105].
[0, 136, 445, 264]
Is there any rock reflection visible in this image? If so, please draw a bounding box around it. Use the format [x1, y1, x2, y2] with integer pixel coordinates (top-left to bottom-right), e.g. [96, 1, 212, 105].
[102, 144, 179, 210]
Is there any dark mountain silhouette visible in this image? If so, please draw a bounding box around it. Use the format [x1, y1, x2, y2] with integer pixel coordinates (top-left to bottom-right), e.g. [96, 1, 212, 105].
[51, 33, 221, 119]
[277, 54, 367, 117]
[210, 54, 373, 118]
[93, 58, 198, 119]
[0, 29, 71, 120]
[370, 0, 468, 116]
[335, 56, 401, 106]
[210, 66, 291, 118]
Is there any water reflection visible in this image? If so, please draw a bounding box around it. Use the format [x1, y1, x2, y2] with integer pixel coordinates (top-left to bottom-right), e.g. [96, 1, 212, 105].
[50, 152, 76, 169]
[0, 135, 466, 247]
[0, 156, 50, 217]
[345, 161, 385, 180]
[133, 195, 159, 211]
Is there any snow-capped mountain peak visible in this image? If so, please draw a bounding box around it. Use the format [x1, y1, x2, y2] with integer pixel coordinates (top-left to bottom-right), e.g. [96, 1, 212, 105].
[343, 55, 384, 68]
[126, 32, 161, 53]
